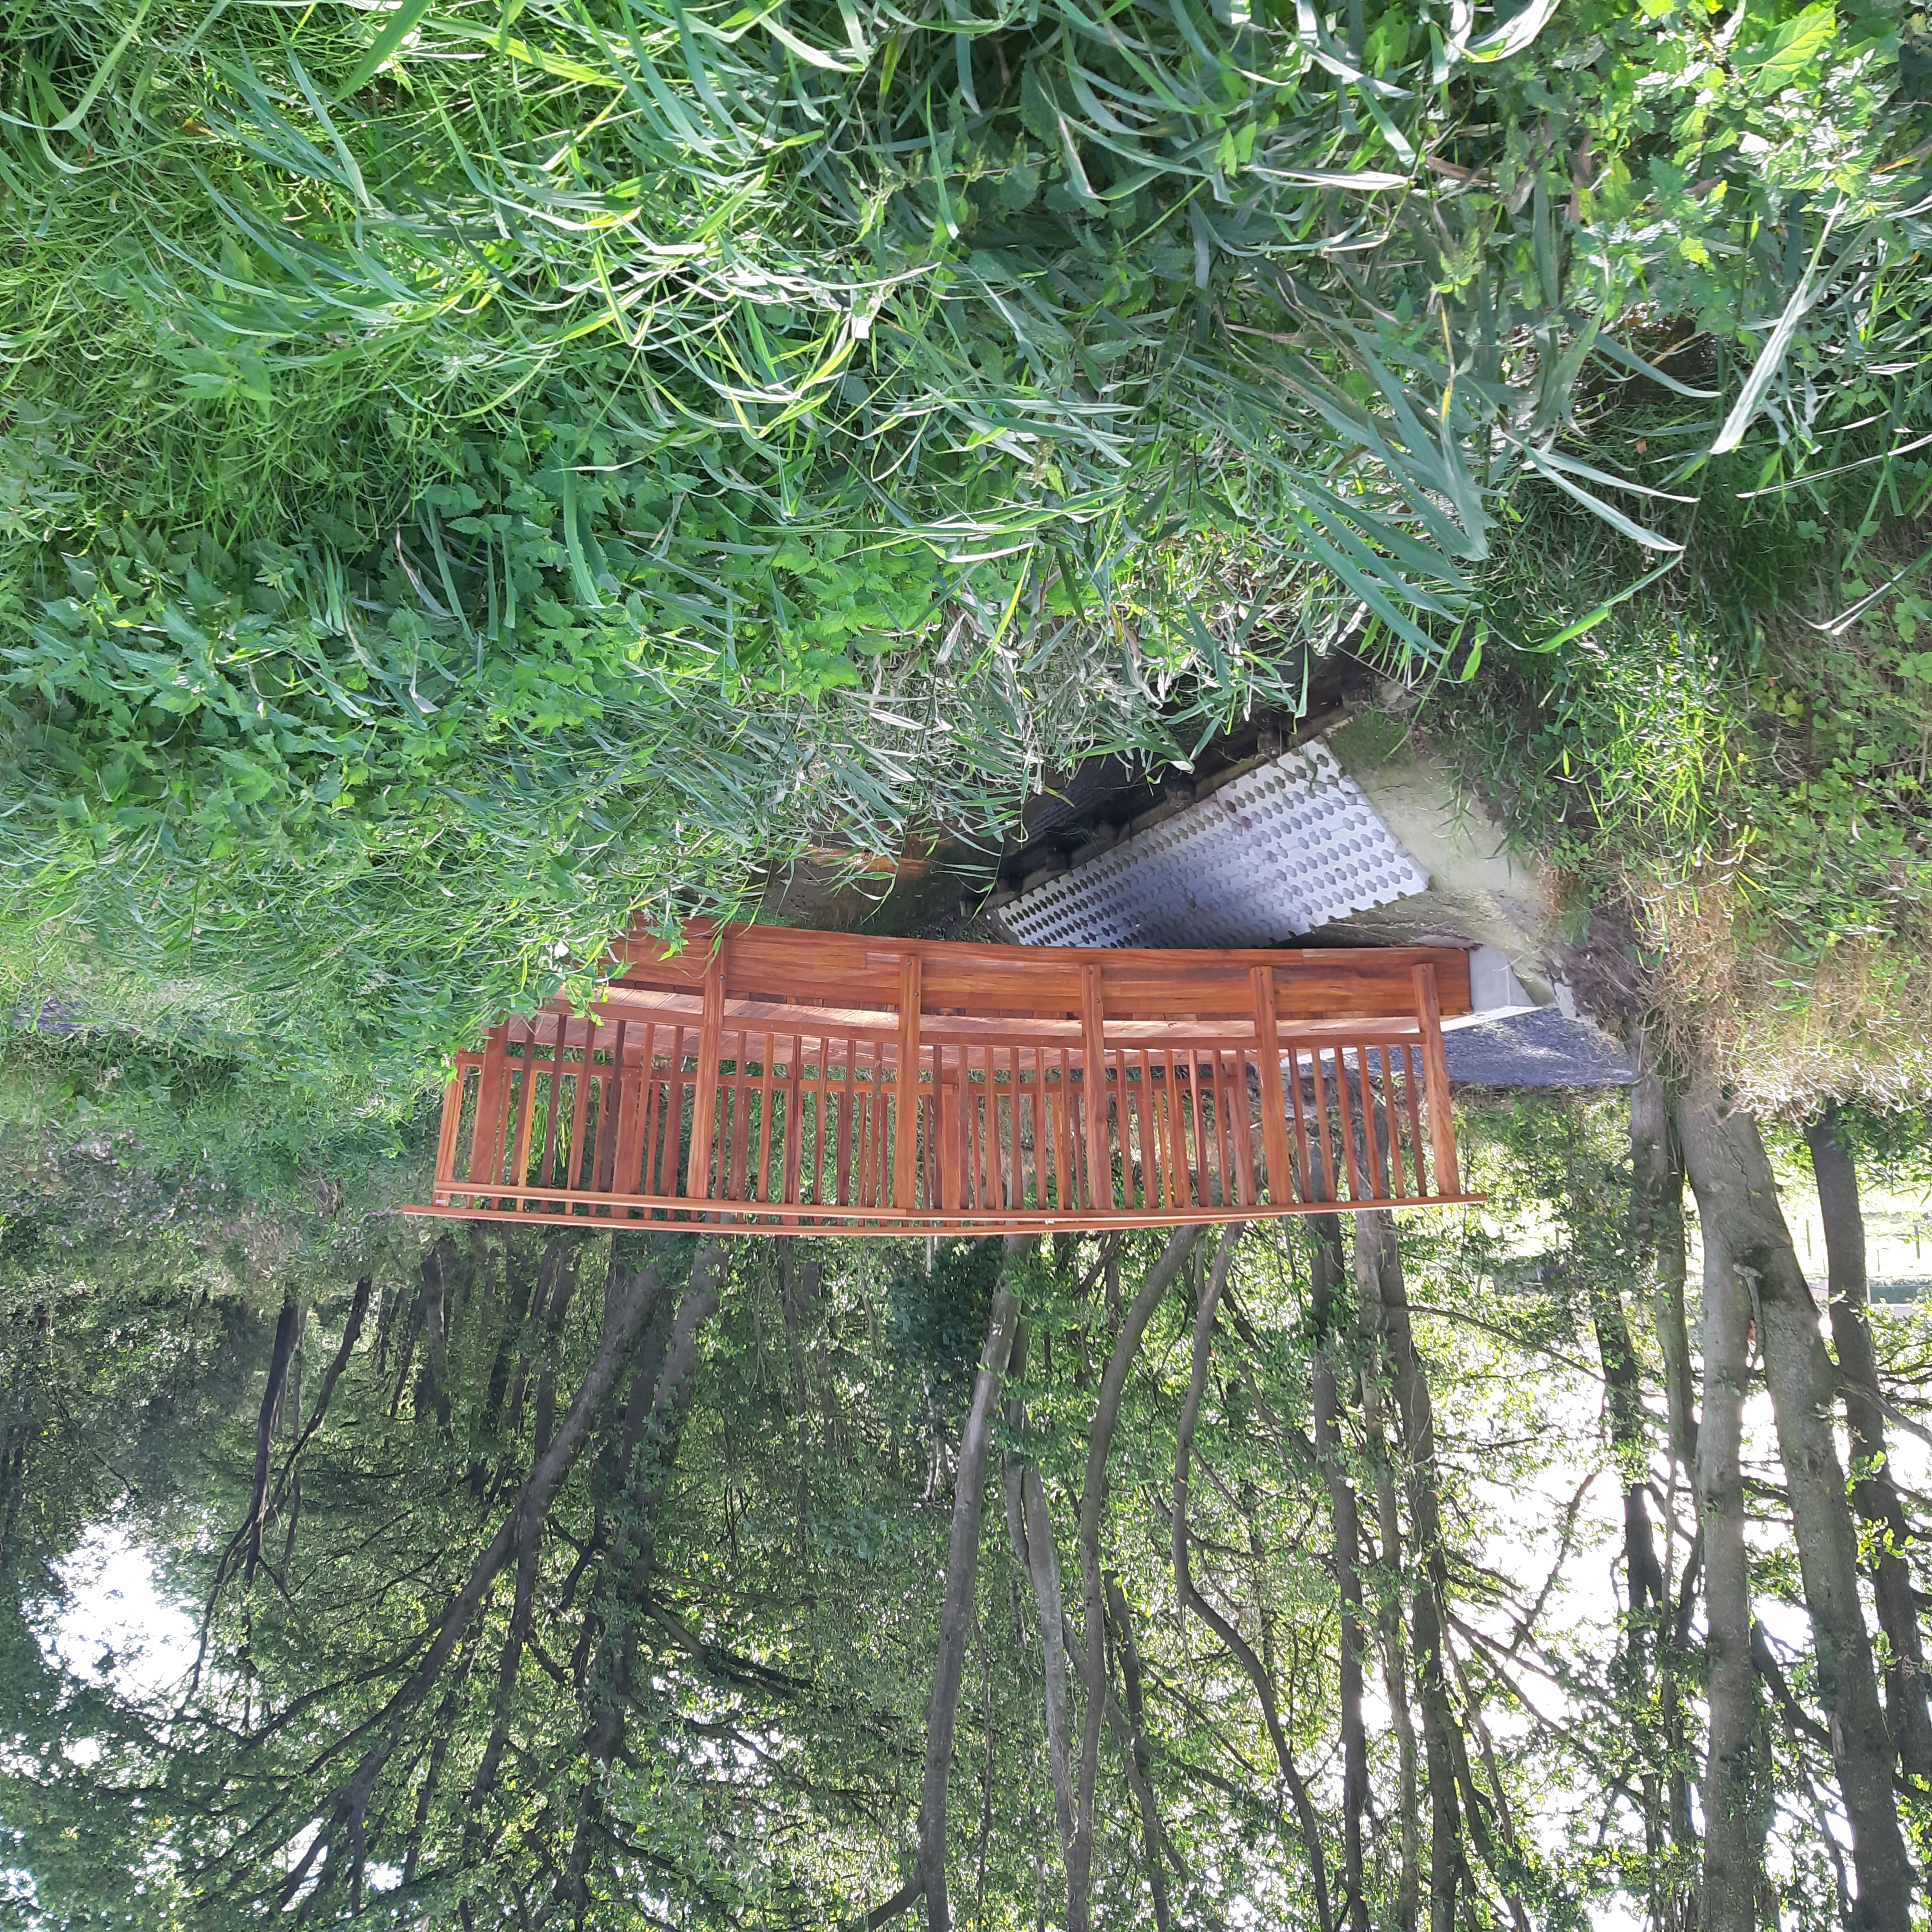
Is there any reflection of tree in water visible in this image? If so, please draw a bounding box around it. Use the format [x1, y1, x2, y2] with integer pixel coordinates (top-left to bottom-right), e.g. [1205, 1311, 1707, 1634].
[2, 1087, 1929, 1928]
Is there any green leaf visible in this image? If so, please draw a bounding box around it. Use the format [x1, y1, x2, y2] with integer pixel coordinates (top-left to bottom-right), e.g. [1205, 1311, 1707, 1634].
[1737, 2, 1835, 92]
[1521, 559, 1681, 653]
[338, 0, 439, 94]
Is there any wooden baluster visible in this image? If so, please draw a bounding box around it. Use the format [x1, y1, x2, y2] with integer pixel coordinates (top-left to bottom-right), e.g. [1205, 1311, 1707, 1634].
[1049, 1048, 1070, 1212]
[784, 1036, 808, 1209]
[750, 1031, 776, 1204]
[1198, 1051, 1227, 1209]
[1158, 1046, 1180, 1210]
[836, 1038, 856, 1208]
[1136, 1048, 1161, 1210]
[1155, 1051, 1175, 1209]
[683, 939, 727, 1201]
[633, 1023, 662, 1196]
[924, 1041, 944, 1214]
[1020, 1048, 1036, 1211]
[1043, 1051, 1058, 1197]
[616, 1022, 655, 1200]
[1079, 966, 1110, 1213]
[1401, 1043, 1428, 1201]
[1283, 1036, 1313, 1205]
[1383, 1051, 1414, 1197]
[1019, 1048, 1036, 1210]
[1335, 1045, 1366, 1202]
[940, 1046, 962, 1214]
[1249, 965, 1295, 1210]
[507, 1038, 540, 1204]
[565, 1024, 594, 1194]
[1119, 1053, 1139, 1209]
[537, 1016, 567, 1189]
[1015, 1048, 1029, 1211]
[662, 1026, 689, 1199]
[872, 1048, 891, 1211]
[434, 1067, 464, 1203]
[805, 1037, 825, 1209]
[853, 1049, 874, 1211]
[891, 955, 923, 1209]
[1004, 1049, 1017, 1213]
[470, 1024, 511, 1197]
[984, 1049, 1000, 1212]
[1307, 1045, 1335, 1203]
[860, 1042, 876, 1210]
[595, 1020, 628, 1194]
[1022, 1049, 1040, 1211]
[1413, 965, 1461, 1197]
[1357, 1040, 1385, 1202]
[970, 1047, 989, 1213]
[727, 1031, 754, 1205]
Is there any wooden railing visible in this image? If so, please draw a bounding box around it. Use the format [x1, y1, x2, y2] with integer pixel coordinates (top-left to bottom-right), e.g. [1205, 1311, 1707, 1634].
[409, 924, 1479, 1234]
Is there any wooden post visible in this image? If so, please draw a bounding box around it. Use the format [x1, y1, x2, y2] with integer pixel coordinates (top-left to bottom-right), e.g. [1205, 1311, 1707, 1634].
[1079, 964, 1111, 1213]
[893, 953, 923, 1209]
[684, 935, 728, 1200]
[1413, 964, 1460, 1197]
[1250, 965, 1295, 1207]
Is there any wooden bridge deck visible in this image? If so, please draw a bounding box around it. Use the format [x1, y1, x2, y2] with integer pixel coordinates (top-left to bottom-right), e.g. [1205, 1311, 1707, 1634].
[407, 923, 1479, 1234]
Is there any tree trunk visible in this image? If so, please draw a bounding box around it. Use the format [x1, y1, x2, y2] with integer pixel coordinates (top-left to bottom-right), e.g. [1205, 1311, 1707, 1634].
[1355, 1212, 1461, 1932]
[1805, 1106, 1932, 1790]
[1001, 1324, 1078, 1893]
[1174, 1228, 1331, 1932]
[562, 1244, 726, 1923]
[414, 1238, 454, 1434]
[1689, 1203, 1764, 1932]
[1632, 1053, 1697, 1479]
[1069, 1223, 1200, 1929]
[1588, 1277, 1664, 1625]
[1629, 1049, 1700, 1908]
[1359, 1321, 1420, 1932]
[245, 1292, 303, 1585]
[1104, 1572, 1175, 1932]
[1309, 1211, 1369, 1932]
[867, 1238, 1026, 1932]
[1680, 1074, 1914, 1929]
[473, 1238, 538, 1496]
[776, 1238, 822, 1536]
[321, 1246, 668, 1903]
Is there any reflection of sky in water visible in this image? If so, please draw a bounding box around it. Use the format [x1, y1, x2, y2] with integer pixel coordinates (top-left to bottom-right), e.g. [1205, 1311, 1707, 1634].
[36, 1520, 197, 1715]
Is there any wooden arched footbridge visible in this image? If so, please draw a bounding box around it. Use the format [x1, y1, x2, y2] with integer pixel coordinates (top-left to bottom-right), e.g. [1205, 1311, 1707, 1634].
[408, 923, 1479, 1234]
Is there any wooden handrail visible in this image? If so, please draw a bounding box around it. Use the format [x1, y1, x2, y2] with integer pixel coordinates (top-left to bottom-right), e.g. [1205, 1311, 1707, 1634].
[410, 924, 1480, 1235]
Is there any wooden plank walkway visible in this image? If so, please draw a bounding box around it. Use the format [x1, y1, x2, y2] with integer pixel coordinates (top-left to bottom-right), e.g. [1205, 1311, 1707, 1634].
[408, 923, 1479, 1234]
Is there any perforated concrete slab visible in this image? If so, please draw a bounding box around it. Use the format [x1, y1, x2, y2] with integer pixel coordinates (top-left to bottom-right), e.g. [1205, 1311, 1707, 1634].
[1002, 742, 1429, 949]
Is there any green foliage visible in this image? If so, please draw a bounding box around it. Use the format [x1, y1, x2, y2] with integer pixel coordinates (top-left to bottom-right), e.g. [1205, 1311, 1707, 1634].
[0, 0, 1922, 1100]
[1437, 412, 1932, 972]
[884, 1235, 1002, 1418]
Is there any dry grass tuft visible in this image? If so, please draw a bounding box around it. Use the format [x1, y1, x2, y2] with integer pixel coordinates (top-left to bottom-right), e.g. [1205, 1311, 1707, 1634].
[1631, 866, 1932, 1115]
